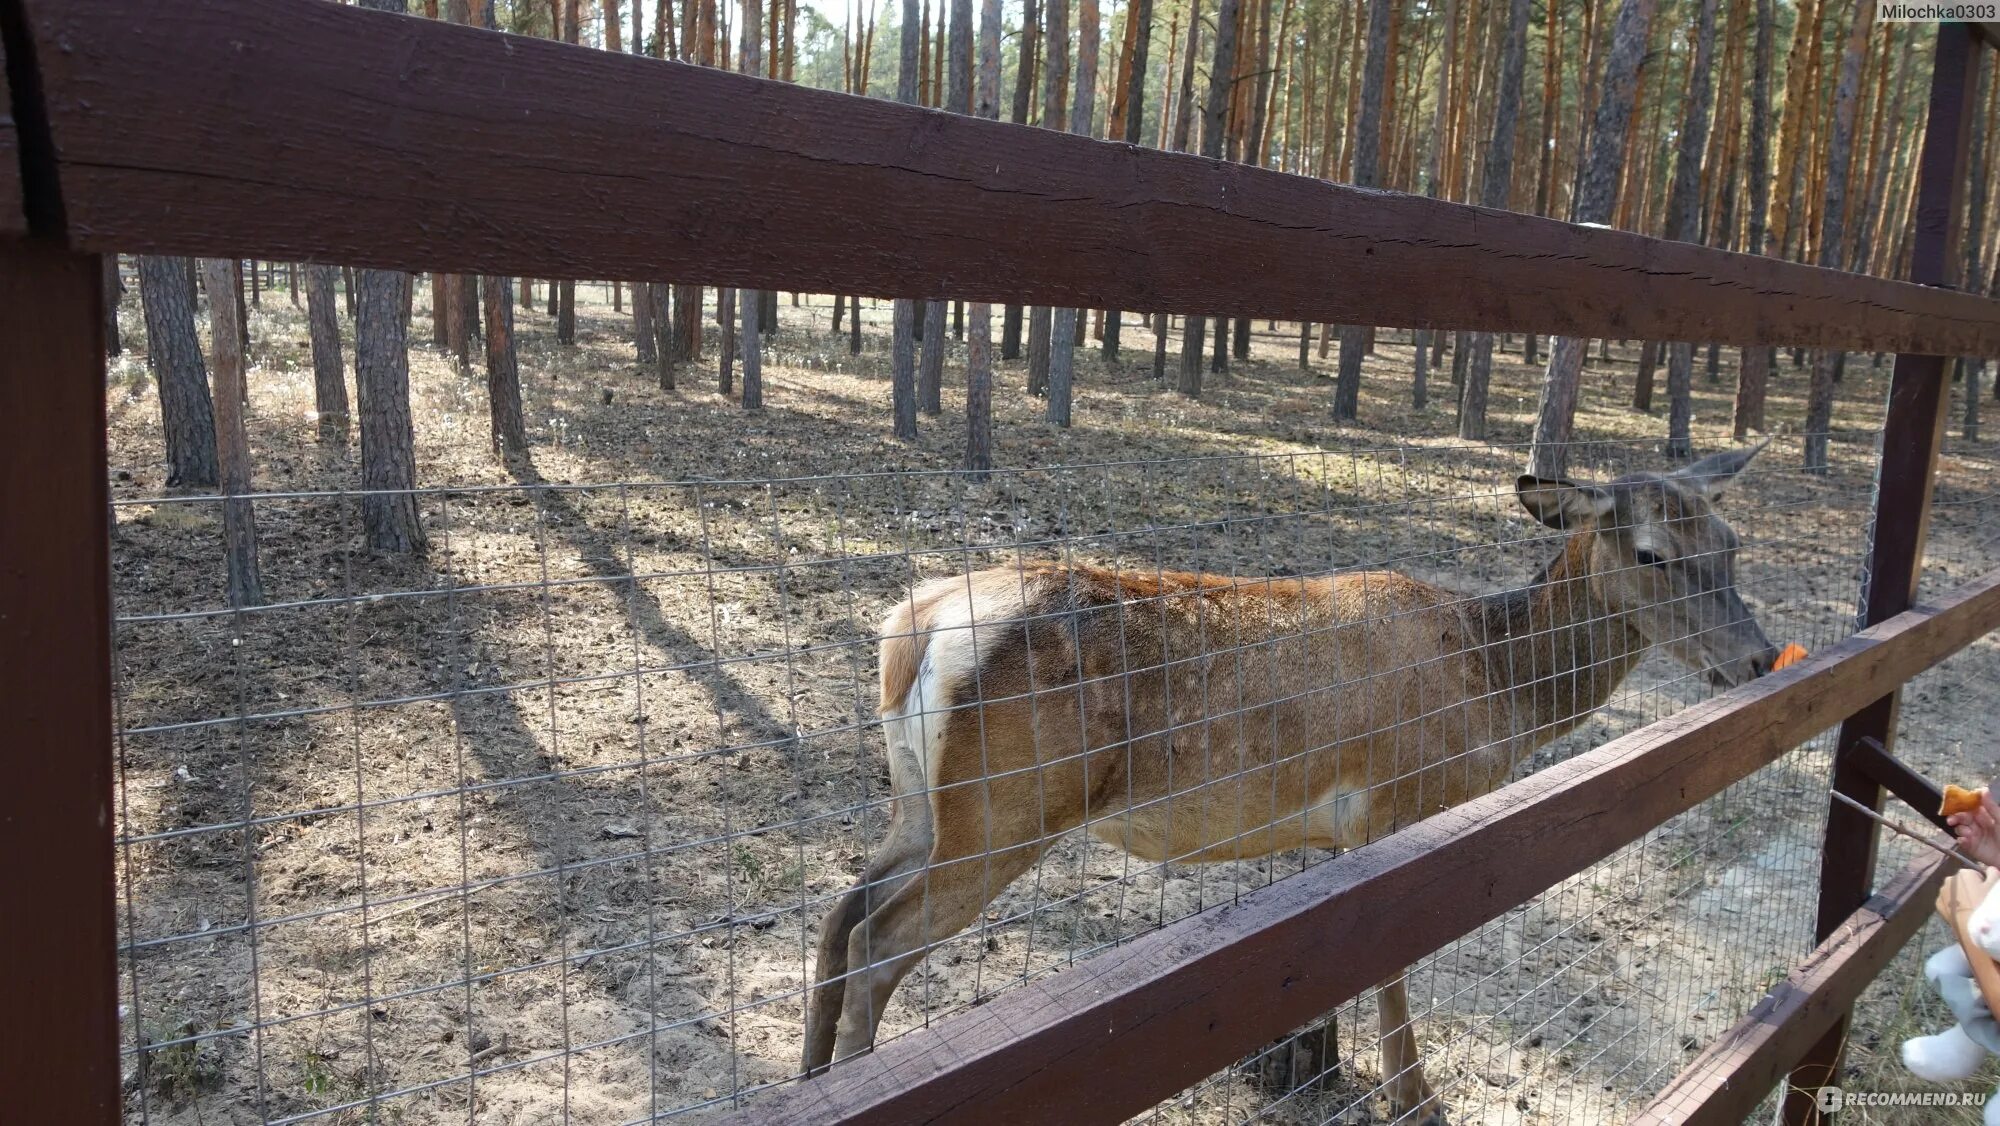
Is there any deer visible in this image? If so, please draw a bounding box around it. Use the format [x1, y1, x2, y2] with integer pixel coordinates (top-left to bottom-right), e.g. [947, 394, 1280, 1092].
[805, 445, 1778, 1124]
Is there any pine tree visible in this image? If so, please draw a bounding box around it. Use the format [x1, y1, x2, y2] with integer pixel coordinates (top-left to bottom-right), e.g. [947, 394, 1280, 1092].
[305, 264, 349, 445]
[1332, 0, 1394, 421]
[1801, 2, 1874, 472]
[1526, 0, 1656, 480]
[199, 259, 263, 607]
[138, 255, 218, 489]
[1454, 0, 1531, 440]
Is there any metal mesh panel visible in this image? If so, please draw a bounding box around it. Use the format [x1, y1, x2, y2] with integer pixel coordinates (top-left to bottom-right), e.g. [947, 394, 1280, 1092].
[110, 401, 1969, 1125]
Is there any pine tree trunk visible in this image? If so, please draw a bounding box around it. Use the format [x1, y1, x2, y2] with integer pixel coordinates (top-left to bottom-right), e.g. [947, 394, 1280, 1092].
[556, 280, 576, 344]
[1047, 0, 1099, 428]
[920, 299, 947, 414]
[306, 264, 349, 445]
[138, 255, 219, 489]
[1102, 0, 1151, 359]
[483, 276, 526, 460]
[716, 287, 735, 393]
[200, 259, 262, 607]
[1178, 314, 1206, 397]
[891, 0, 924, 428]
[354, 267, 425, 553]
[432, 272, 453, 350]
[1000, 0, 1041, 360]
[102, 255, 123, 357]
[1333, 0, 1392, 421]
[1632, 340, 1660, 409]
[741, 292, 764, 409]
[1803, 1, 1874, 473]
[1456, 0, 1531, 441]
[1527, 0, 1656, 480]
[1732, 0, 1775, 439]
[634, 280, 658, 362]
[1661, 0, 1719, 460]
[966, 0, 999, 475]
[458, 273, 483, 363]
[892, 299, 919, 437]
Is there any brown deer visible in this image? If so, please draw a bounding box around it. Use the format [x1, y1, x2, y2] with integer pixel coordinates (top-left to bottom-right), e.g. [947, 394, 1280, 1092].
[806, 446, 1778, 1123]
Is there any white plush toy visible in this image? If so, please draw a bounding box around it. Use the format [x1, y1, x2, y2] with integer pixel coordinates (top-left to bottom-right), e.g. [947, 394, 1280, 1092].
[1903, 868, 2000, 1123]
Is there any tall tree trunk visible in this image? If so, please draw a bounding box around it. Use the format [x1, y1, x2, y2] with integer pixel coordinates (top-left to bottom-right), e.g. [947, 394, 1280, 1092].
[892, 0, 923, 433]
[1174, 0, 1237, 400]
[633, 279, 658, 362]
[1961, 53, 1992, 444]
[1027, 0, 1070, 394]
[102, 255, 123, 357]
[735, 0, 766, 407]
[1527, 0, 1656, 480]
[1047, 0, 1100, 427]
[1661, 0, 1720, 459]
[1102, 0, 1152, 359]
[1801, 1, 1874, 473]
[920, 299, 947, 414]
[354, 267, 425, 553]
[138, 255, 218, 489]
[1455, 0, 1530, 441]
[716, 288, 735, 393]
[1333, 0, 1392, 421]
[966, 0, 997, 476]
[458, 272, 482, 364]
[1000, 0, 1041, 359]
[483, 276, 526, 460]
[556, 279, 576, 344]
[199, 259, 262, 607]
[305, 264, 349, 446]
[1732, 0, 1775, 439]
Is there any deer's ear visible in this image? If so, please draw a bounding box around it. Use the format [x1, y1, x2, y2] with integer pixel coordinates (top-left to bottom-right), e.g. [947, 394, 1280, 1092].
[1516, 476, 1614, 530]
[1673, 439, 1769, 499]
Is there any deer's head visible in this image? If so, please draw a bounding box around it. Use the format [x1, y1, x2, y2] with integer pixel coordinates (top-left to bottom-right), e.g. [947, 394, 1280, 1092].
[1516, 443, 1778, 689]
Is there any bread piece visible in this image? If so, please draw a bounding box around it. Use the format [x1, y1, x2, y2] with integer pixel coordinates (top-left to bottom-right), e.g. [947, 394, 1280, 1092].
[1942, 784, 1986, 818]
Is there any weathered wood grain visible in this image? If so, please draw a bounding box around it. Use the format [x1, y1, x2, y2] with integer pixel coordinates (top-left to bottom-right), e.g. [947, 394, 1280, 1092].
[0, 33, 27, 236]
[23, 0, 2000, 354]
[0, 243, 117, 1124]
[1631, 853, 1947, 1126]
[725, 569, 2000, 1126]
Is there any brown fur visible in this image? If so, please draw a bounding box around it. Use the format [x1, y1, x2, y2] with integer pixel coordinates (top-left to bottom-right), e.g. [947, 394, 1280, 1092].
[809, 457, 1777, 1120]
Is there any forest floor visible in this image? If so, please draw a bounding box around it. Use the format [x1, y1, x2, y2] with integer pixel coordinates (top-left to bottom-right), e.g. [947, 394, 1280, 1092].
[106, 281, 2000, 1125]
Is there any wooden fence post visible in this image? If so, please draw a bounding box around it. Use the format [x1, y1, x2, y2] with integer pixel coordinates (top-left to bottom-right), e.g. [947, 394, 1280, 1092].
[1781, 21, 1983, 1124]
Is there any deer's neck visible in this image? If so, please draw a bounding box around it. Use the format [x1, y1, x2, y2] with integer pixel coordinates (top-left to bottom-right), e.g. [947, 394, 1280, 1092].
[1474, 532, 1649, 754]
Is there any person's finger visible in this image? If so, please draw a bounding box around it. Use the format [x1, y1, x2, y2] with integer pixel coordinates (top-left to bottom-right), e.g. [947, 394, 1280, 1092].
[1951, 811, 1971, 827]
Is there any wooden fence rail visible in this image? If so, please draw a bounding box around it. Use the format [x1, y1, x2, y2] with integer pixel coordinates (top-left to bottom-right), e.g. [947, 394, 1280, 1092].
[18, 0, 2000, 356]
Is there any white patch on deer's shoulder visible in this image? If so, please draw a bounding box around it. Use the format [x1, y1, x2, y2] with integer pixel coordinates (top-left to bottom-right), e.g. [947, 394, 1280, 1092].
[886, 576, 1025, 791]
[1302, 781, 1370, 850]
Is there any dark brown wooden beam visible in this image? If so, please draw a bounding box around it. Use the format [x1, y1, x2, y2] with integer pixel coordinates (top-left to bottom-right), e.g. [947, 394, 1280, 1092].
[0, 241, 118, 1125]
[1785, 23, 1980, 1125]
[22, 0, 2000, 355]
[725, 570, 2000, 1126]
[1850, 736, 1949, 833]
[1632, 853, 1948, 1126]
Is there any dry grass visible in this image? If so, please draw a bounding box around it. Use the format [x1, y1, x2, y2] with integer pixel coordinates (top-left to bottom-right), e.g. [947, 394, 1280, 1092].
[106, 279, 2000, 1124]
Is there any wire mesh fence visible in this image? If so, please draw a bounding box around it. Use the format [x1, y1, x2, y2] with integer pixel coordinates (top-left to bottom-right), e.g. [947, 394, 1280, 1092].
[108, 412, 1993, 1125]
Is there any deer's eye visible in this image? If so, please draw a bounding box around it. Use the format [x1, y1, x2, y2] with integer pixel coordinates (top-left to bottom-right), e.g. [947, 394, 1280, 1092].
[1635, 548, 1669, 569]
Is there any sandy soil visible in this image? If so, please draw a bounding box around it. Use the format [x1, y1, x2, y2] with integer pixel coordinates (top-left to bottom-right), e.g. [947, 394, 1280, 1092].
[106, 280, 2000, 1125]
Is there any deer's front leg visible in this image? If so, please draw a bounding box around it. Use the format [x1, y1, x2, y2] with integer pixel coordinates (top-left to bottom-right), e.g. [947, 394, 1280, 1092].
[1378, 972, 1444, 1125]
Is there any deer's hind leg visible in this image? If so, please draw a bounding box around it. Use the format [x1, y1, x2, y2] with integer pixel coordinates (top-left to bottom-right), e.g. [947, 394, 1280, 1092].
[831, 773, 1052, 1062]
[805, 797, 933, 1074]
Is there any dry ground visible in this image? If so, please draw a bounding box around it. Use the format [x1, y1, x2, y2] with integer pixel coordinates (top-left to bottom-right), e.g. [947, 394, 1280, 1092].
[106, 280, 2000, 1125]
